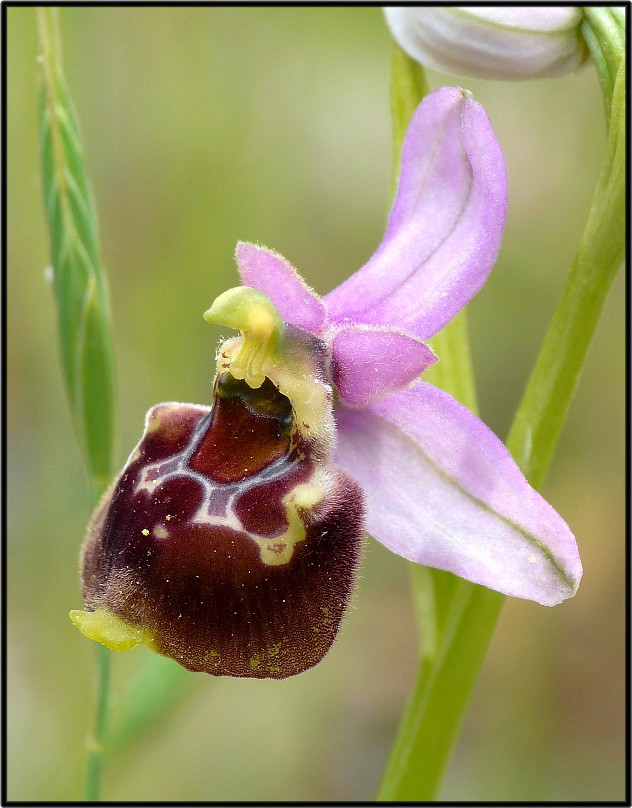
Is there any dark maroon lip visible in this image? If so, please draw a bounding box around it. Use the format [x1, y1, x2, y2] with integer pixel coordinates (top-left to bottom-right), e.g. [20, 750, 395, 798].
[78, 344, 365, 678]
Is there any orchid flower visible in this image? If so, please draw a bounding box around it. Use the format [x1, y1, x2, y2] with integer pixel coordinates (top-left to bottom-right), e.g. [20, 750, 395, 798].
[70, 87, 582, 679]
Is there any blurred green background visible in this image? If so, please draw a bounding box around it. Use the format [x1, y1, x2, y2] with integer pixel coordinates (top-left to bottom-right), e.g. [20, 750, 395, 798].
[7, 6, 625, 802]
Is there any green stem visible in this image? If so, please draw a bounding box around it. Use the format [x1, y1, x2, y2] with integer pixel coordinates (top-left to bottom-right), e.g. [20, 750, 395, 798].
[83, 482, 113, 802]
[507, 58, 626, 488]
[581, 7, 626, 128]
[377, 40, 624, 802]
[379, 50, 505, 802]
[424, 311, 477, 413]
[379, 571, 503, 801]
[389, 44, 429, 200]
[85, 645, 113, 802]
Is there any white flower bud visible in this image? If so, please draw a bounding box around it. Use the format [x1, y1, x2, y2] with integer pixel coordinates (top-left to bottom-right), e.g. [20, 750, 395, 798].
[384, 6, 589, 80]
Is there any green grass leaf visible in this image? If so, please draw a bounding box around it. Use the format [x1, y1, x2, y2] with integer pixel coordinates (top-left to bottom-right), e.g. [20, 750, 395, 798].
[38, 8, 116, 494]
[37, 11, 119, 800]
[108, 655, 194, 757]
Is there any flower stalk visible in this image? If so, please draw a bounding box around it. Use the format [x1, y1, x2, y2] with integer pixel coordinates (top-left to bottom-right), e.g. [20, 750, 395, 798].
[85, 645, 112, 802]
[377, 28, 625, 801]
[509, 21, 626, 486]
[581, 6, 626, 128]
[377, 47, 505, 801]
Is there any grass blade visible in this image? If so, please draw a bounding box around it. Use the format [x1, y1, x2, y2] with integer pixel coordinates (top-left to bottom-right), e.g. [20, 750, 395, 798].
[37, 7, 116, 494]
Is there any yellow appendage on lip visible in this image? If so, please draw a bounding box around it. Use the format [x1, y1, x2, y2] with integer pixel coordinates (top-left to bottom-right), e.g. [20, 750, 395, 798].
[69, 607, 157, 652]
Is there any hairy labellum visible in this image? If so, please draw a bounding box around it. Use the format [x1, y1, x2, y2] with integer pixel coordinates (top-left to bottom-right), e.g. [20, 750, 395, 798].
[71, 288, 365, 678]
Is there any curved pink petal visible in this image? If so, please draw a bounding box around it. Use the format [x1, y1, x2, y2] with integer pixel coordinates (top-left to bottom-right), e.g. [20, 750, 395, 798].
[334, 382, 581, 605]
[235, 242, 327, 334]
[330, 325, 436, 407]
[324, 86, 507, 340]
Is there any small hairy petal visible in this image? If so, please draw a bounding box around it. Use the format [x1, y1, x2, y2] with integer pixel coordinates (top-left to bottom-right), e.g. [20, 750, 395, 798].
[235, 242, 327, 335]
[334, 381, 582, 606]
[324, 86, 507, 341]
[330, 325, 436, 407]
